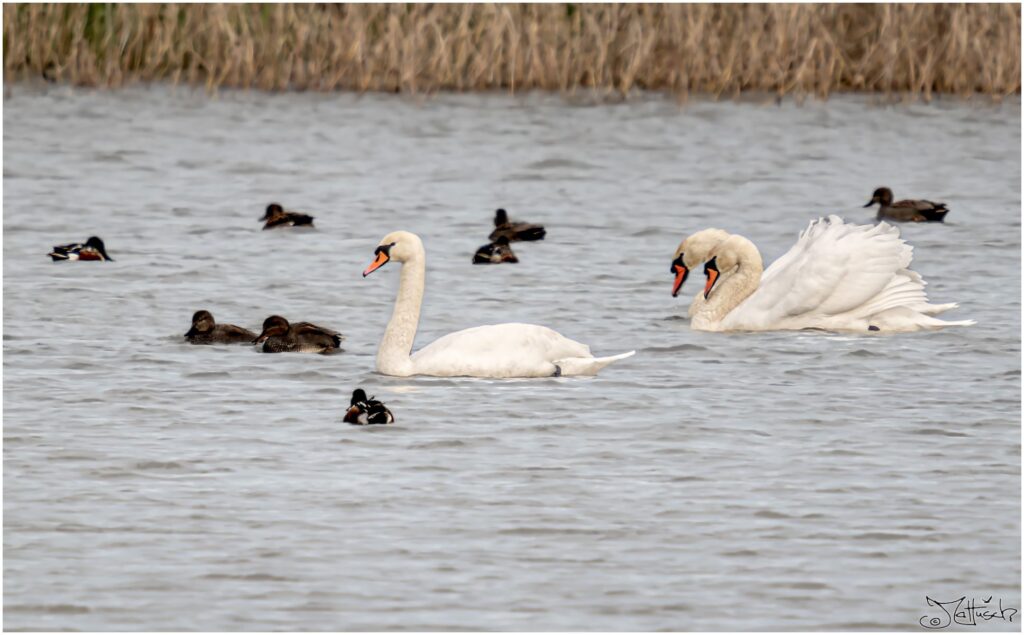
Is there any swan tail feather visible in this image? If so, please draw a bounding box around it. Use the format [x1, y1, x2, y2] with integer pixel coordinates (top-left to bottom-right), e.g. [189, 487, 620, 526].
[554, 350, 635, 376]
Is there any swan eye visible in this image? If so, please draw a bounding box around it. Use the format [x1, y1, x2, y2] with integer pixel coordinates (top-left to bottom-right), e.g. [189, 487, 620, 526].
[671, 254, 684, 274]
[704, 256, 718, 273]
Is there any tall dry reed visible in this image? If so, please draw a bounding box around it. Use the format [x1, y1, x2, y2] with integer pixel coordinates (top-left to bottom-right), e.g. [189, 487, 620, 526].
[3, 4, 1020, 99]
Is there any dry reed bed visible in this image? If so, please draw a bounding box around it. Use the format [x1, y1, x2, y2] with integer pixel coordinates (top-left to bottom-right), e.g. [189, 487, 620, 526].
[3, 3, 1020, 99]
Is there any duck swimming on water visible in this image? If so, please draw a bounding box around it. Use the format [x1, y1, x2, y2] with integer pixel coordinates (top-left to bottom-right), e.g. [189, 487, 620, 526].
[343, 389, 395, 425]
[48, 236, 113, 261]
[260, 203, 315, 230]
[488, 208, 546, 242]
[473, 236, 518, 264]
[864, 187, 949, 223]
[254, 315, 343, 353]
[185, 310, 257, 345]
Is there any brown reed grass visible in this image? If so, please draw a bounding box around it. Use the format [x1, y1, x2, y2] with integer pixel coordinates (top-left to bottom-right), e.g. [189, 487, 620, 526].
[3, 4, 1020, 99]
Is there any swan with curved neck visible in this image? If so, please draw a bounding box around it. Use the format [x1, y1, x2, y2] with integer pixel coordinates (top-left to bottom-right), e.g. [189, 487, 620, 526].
[673, 216, 974, 333]
[671, 228, 731, 316]
[363, 231, 635, 377]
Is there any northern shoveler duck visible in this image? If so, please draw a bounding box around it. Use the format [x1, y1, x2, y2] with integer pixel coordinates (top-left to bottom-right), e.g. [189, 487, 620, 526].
[254, 315, 343, 353]
[864, 187, 949, 223]
[260, 203, 315, 230]
[472, 236, 519, 264]
[48, 236, 113, 261]
[488, 208, 546, 242]
[185, 310, 257, 345]
[343, 388, 395, 425]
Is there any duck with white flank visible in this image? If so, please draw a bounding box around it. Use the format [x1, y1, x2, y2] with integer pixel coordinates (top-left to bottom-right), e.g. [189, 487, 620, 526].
[473, 235, 518, 264]
[48, 236, 113, 261]
[343, 389, 395, 425]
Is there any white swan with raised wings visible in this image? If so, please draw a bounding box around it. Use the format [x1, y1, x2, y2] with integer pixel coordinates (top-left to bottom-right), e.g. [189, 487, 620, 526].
[363, 231, 635, 377]
[672, 216, 974, 333]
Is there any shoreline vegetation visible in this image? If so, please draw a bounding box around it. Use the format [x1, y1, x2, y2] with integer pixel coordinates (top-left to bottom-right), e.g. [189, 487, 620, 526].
[3, 4, 1020, 100]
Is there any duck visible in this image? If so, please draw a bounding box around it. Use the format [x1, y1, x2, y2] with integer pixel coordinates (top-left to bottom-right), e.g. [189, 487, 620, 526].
[343, 389, 395, 425]
[473, 236, 519, 264]
[184, 310, 257, 345]
[488, 208, 546, 242]
[260, 203, 315, 230]
[362, 231, 634, 377]
[673, 216, 972, 333]
[254, 315, 343, 353]
[864, 187, 949, 222]
[48, 236, 113, 261]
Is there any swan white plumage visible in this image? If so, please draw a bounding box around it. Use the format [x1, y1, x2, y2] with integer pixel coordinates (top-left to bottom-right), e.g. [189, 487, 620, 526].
[673, 216, 974, 333]
[363, 231, 635, 377]
[671, 228, 731, 317]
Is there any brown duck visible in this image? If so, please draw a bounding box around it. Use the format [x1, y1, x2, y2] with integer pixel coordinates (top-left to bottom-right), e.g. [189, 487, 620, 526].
[488, 208, 546, 242]
[864, 187, 949, 223]
[254, 315, 343, 353]
[260, 203, 315, 230]
[185, 310, 257, 345]
[472, 236, 519, 264]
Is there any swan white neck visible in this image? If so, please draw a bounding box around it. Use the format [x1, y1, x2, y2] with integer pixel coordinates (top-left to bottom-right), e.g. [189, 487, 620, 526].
[693, 237, 763, 327]
[376, 250, 425, 376]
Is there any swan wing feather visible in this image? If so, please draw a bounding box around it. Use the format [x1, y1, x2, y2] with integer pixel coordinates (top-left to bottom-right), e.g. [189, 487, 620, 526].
[735, 216, 919, 324]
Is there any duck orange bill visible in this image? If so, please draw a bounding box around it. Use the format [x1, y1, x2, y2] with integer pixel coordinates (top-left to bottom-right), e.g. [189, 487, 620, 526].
[672, 265, 689, 297]
[363, 251, 390, 277]
[703, 268, 719, 299]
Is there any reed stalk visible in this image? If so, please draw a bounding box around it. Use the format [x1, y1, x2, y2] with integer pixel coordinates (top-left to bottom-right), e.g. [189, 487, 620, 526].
[3, 4, 1020, 99]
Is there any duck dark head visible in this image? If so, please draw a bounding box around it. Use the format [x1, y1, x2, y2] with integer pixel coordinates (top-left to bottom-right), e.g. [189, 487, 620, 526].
[350, 388, 369, 406]
[261, 203, 285, 221]
[255, 315, 290, 343]
[494, 208, 509, 226]
[186, 309, 216, 336]
[671, 254, 688, 297]
[85, 236, 113, 261]
[865, 187, 893, 208]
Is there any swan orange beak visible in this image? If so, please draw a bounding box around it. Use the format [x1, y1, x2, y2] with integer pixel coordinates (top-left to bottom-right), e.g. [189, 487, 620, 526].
[363, 250, 390, 277]
[703, 257, 720, 299]
[670, 254, 688, 297]
[672, 265, 688, 297]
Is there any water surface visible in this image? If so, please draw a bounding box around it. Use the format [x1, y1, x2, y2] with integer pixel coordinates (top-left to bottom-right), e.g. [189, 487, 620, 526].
[3, 86, 1020, 630]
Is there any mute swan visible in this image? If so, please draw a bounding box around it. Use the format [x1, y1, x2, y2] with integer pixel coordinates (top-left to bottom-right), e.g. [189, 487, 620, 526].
[363, 231, 634, 377]
[185, 310, 257, 345]
[671, 228, 732, 317]
[344, 389, 395, 425]
[864, 187, 949, 223]
[677, 216, 973, 333]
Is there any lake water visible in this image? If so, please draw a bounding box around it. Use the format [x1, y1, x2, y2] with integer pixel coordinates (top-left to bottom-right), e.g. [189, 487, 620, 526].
[3, 85, 1020, 630]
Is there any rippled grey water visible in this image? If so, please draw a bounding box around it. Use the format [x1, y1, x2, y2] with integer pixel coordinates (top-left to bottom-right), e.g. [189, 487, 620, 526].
[3, 85, 1020, 631]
